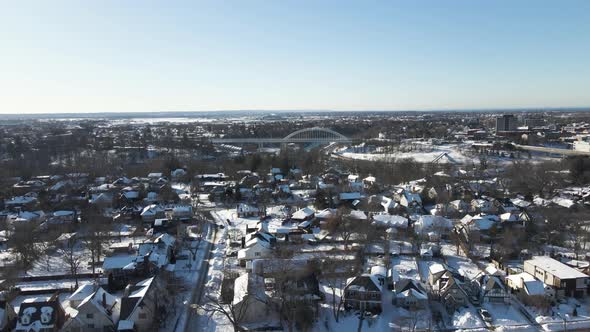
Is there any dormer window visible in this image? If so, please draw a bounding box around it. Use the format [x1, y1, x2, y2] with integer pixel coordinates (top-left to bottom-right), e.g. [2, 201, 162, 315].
[20, 314, 30, 325]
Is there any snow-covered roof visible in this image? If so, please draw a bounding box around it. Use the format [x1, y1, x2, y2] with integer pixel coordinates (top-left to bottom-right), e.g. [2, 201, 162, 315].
[340, 192, 362, 200]
[552, 196, 576, 208]
[140, 204, 163, 216]
[103, 255, 138, 271]
[370, 265, 387, 277]
[53, 210, 74, 217]
[292, 207, 315, 220]
[316, 208, 335, 219]
[396, 288, 428, 300]
[372, 214, 407, 228]
[429, 263, 446, 275]
[414, 215, 453, 234]
[68, 284, 95, 303]
[348, 210, 367, 220]
[510, 198, 531, 208]
[527, 256, 588, 280]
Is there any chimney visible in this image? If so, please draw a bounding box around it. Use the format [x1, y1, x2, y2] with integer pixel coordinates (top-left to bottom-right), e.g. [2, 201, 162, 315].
[241, 237, 245, 248]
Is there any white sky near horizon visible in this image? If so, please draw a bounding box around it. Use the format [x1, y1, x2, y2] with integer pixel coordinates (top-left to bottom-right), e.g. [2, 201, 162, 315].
[1, 1, 589, 114]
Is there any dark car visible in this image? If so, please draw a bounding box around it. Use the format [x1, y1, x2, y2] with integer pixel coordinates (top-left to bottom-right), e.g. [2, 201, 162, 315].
[478, 308, 493, 323]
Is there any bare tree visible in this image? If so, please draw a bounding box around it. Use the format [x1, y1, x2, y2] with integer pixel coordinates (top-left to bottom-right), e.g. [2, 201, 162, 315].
[82, 223, 108, 276]
[195, 283, 265, 332]
[60, 236, 84, 289]
[9, 223, 42, 269]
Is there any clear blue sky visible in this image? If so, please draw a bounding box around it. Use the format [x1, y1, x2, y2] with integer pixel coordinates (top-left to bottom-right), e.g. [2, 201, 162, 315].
[1, 0, 589, 113]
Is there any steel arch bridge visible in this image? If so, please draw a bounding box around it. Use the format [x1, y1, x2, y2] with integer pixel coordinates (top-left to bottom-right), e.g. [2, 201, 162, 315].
[210, 127, 351, 144]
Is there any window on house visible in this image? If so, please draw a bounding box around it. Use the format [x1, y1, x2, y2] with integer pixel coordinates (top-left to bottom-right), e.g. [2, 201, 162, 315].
[255, 252, 260, 257]
[87, 324, 95, 329]
[86, 313, 94, 319]
[139, 313, 148, 319]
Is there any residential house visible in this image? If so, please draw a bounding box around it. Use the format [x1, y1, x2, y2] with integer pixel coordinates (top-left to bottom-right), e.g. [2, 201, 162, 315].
[506, 272, 555, 303]
[430, 270, 470, 313]
[15, 294, 66, 332]
[238, 231, 275, 267]
[413, 215, 453, 241]
[400, 191, 423, 213]
[117, 277, 168, 332]
[62, 287, 120, 332]
[524, 256, 589, 298]
[140, 204, 165, 223]
[394, 279, 428, 310]
[291, 207, 315, 223]
[0, 291, 17, 332]
[237, 203, 260, 218]
[232, 273, 273, 325]
[479, 275, 510, 303]
[343, 268, 384, 312]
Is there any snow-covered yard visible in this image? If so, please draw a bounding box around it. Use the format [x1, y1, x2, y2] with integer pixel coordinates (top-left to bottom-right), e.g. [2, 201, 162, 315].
[452, 306, 486, 331]
[532, 298, 590, 331]
[482, 302, 535, 331]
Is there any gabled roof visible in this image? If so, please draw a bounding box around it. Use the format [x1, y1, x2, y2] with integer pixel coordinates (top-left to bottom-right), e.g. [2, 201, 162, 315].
[346, 274, 382, 292]
[292, 207, 315, 220]
[395, 279, 426, 295]
[482, 276, 506, 293]
[119, 277, 154, 321]
[77, 287, 119, 323]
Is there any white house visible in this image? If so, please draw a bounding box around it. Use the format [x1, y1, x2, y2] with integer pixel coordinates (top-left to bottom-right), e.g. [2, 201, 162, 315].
[238, 232, 275, 266]
[117, 277, 167, 331]
[62, 287, 119, 332]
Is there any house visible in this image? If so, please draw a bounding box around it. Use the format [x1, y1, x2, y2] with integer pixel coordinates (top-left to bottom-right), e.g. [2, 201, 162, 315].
[62, 287, 119, 332]
[524, 256, 589, 298]
[117, 277, 168, 332]
[51, 210, 76, 223]
[171, 205, 192, 221]
[238, 231, 275, 267]
[258, 262, 323, 320]
[449, 199, 469, 213]
[381, 196, 399, 214]
[66, 284, 96, 308]
[171, 168, 187, 178]
[400, 191, 422, 212]
[394, 279, 428, 310]
[291, 207, 315, 222]
[138, 233, 176, 271]
[316, 208, 336, 229]
[413, 215, 453, 240]
[0, 291, 17, 332]
[479, 275, 510, 303]
[430, 270, 469, 313]
[140, 204, 164, 223]
[428, 263, 447, 285]
[343, 268, 384, 312]
[505, 272, 555, 302]
[232, 273, 273, 324]
[15, 294, 66, 332]
[470, 198, 497, 214]
[372, 214, 408, 230]
[237, 203, 260, 218]
[89, 193, 114, 207]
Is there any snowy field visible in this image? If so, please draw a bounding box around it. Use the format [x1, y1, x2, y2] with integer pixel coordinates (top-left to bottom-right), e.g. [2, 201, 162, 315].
[334, 141, 561, 165]
[337, 143, 474, 164]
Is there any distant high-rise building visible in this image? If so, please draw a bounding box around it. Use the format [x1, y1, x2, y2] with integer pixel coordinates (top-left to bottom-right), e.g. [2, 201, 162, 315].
[495, 114, 517, 132]
[524, 118, 545, 128]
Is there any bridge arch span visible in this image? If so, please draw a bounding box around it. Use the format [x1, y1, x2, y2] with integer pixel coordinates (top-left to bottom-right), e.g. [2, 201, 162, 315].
[283, 127, 349, 141]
